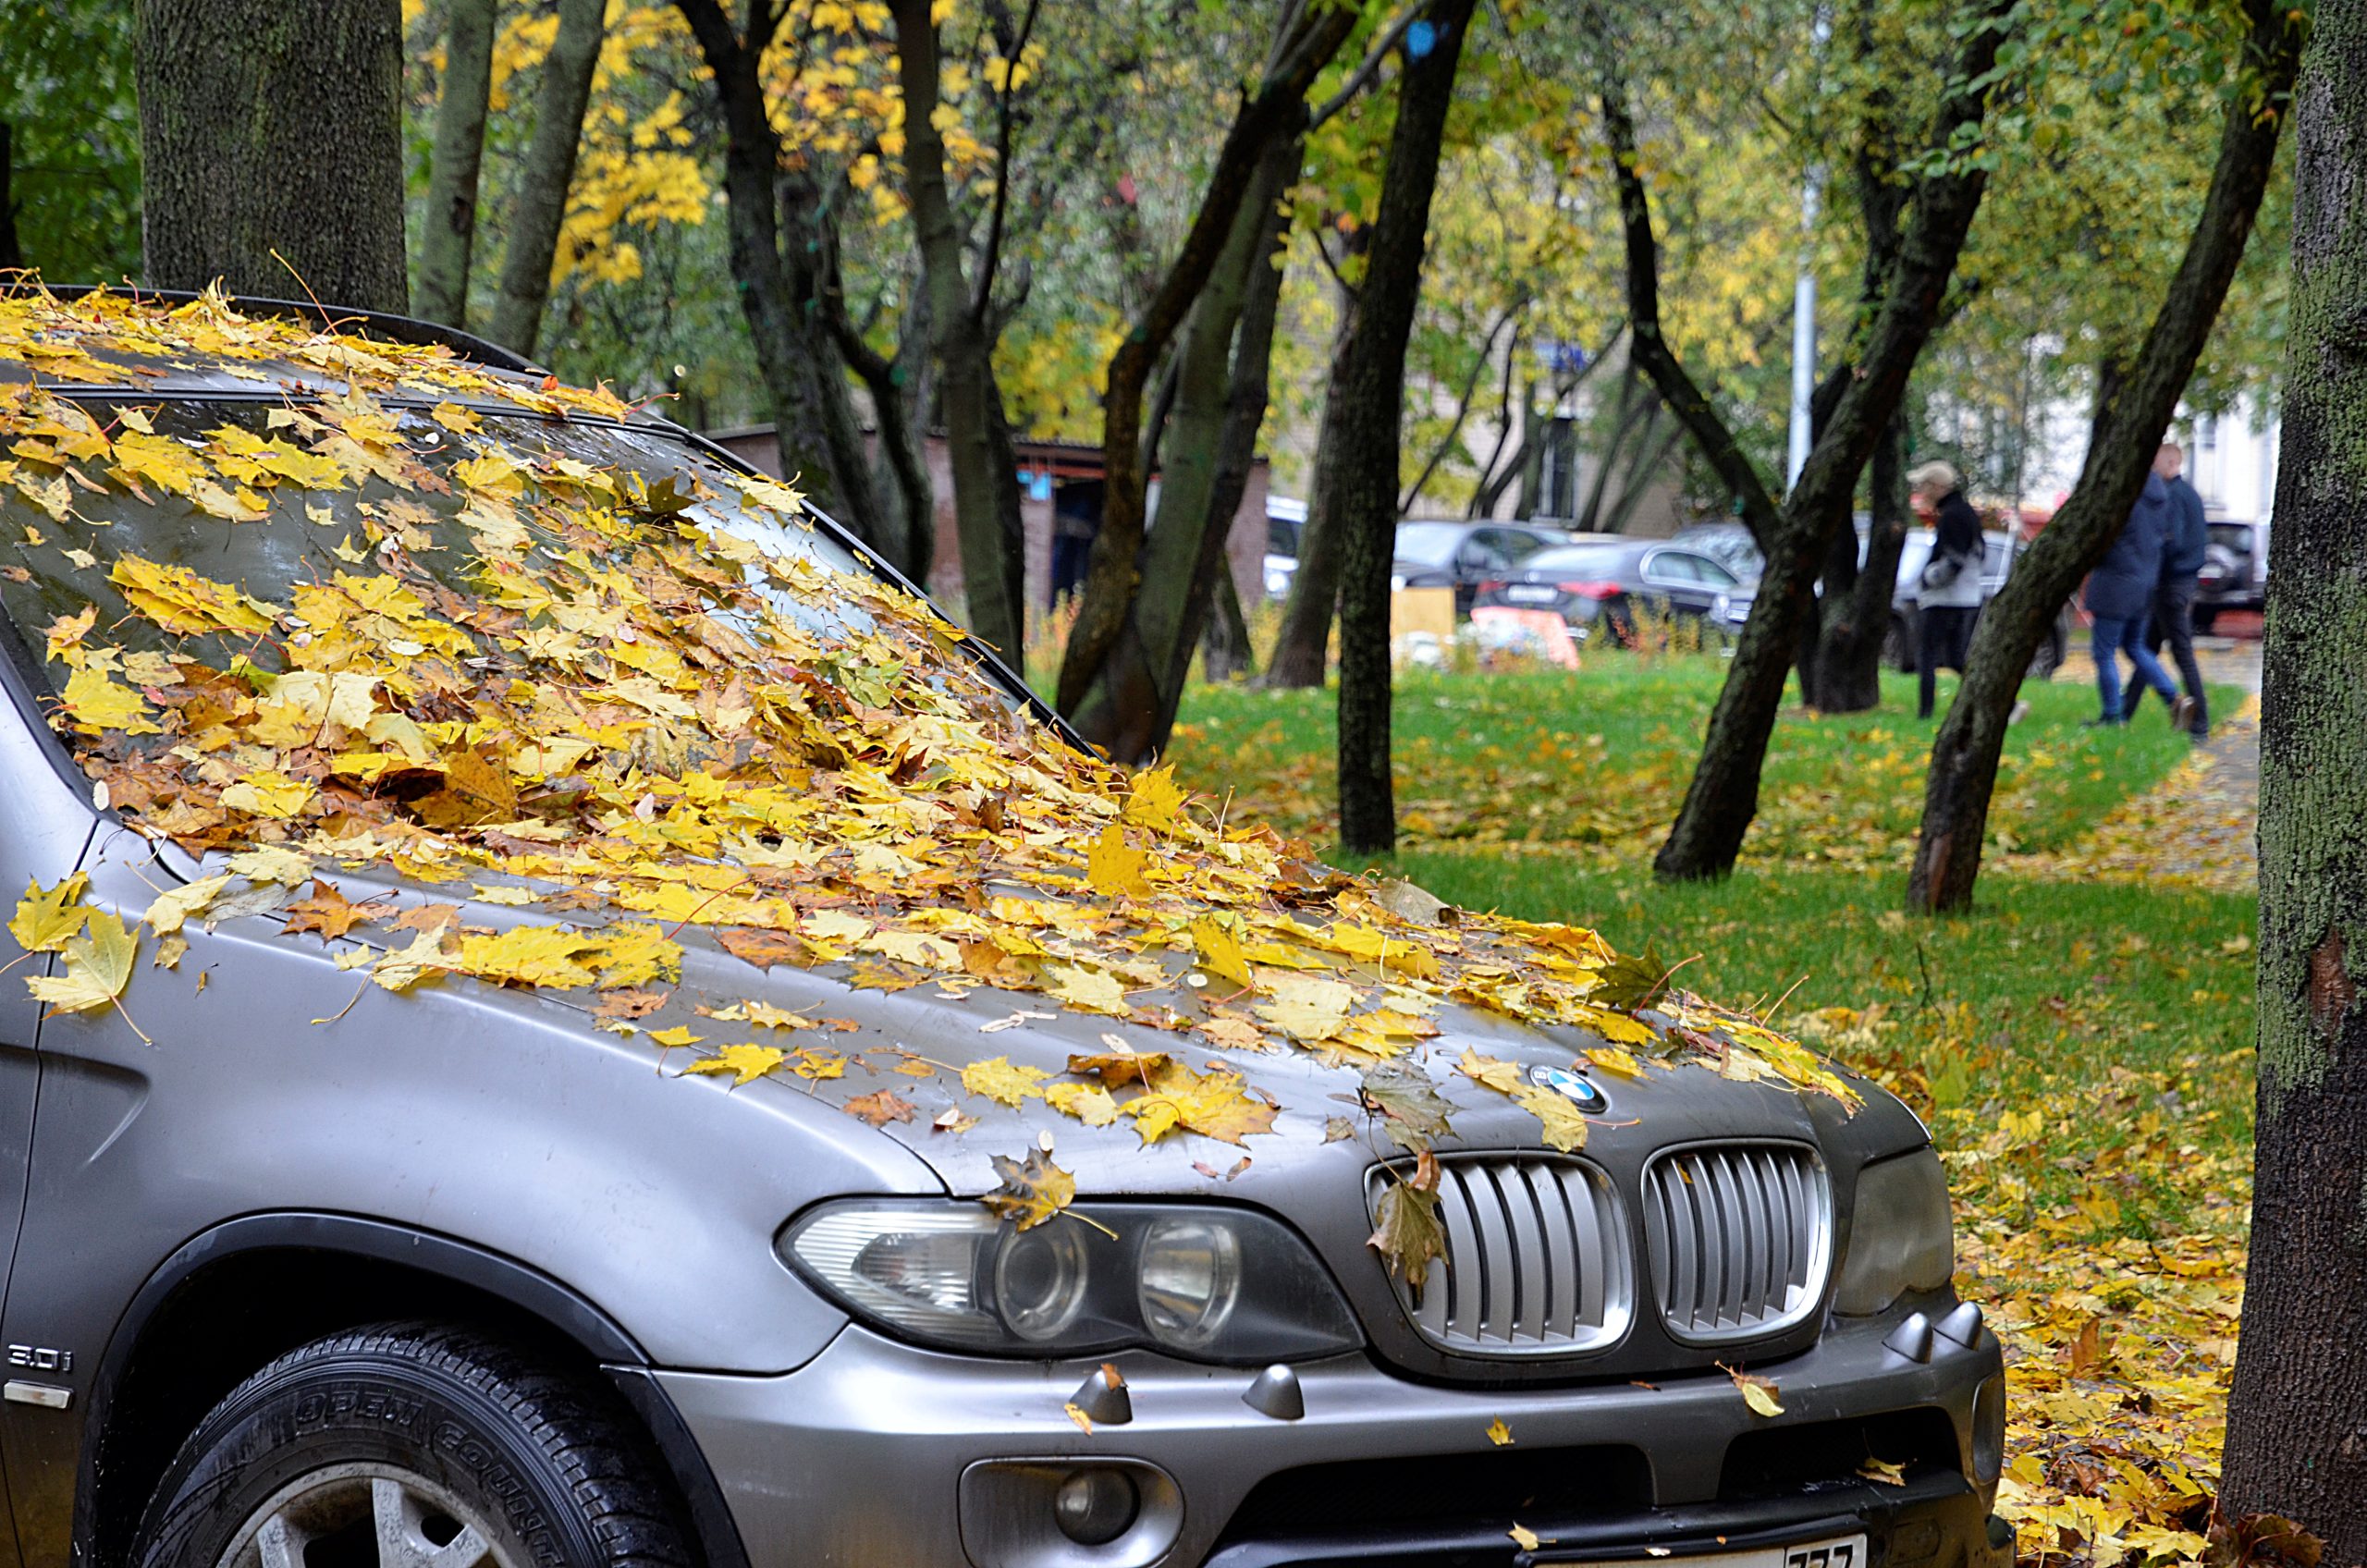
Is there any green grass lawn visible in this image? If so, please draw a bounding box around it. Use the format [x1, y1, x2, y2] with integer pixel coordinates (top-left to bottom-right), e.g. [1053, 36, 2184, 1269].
[1166, 658, 2258, 1236]
[1171, 658, 2238, 867]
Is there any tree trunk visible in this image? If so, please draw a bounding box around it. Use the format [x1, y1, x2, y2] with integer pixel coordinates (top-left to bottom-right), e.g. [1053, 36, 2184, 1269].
[1576, 362, 1651, 533]
[487, 0, 602, 356]
[1804, 411, 1907, 712]
[136, 0, 406, 311]
[1335, 0, 1479, 857]
[1601, 0, 2012, 883]
[891, 0, 1025, 660]
[1904, 0, 2305, 914]
[1064, 132, 1299, 759]
[0, 122, 21, 274]
[1602, 405, 1684, 535]
[1203, 570, 1257, 683]
[1263, 312, 1359, 688]
[1053, 0, 1357, 717]
[415, 0, 497, 328]
[2219, 13, 2367, 1548]
[676, 0, 884, 541]
[831, 271, 937, 585]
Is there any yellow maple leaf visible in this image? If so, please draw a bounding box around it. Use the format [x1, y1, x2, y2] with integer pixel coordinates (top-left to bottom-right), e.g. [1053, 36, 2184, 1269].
[457, 925, 599, 988]
[219, 771, 315, 819]
[1486, 1417, 1514, 1447]
[980, 1148, 1076, 1231]
[683, 1043, 786, 1086]
[1456, 1049, 1526, 1095]
[1727, 1367, 1784, 1417]
[10, 873, 92, 954]
[1043, 1082, 1122, 1126]
[371, 924, 457, 992]
[647, 1025, 703, 1047]
[1512, 1084, 1589, 1153]
[60, 665, 160, 735]
[1122, 766, 1188, 832]
[1085, 824, 1150, 899]
[962, 1055, 1048, 1106]
[1046, 963, 1130, 1016]
[141, 873, 233, 937]
[582, 923, 681, 988]
[1253, 974, 1354, 1041]
[26, 907, 138, 1015]
[1189, 914, 1256, 990]
[1120, 1059, 1277, 1146]
[109, 554, 274, 636]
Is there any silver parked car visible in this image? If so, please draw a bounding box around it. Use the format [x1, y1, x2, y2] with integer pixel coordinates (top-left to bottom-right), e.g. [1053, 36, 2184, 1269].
[0, 288, 2006, 1568]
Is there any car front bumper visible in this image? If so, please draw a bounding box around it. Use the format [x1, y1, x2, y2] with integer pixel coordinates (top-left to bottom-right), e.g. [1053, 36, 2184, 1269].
[656, 1311, 2008, 1568]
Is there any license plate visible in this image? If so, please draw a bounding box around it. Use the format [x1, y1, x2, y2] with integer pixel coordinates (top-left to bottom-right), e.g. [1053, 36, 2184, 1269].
[1527, 1532, 1867, 1568]
[1503, 584, 1559, 604]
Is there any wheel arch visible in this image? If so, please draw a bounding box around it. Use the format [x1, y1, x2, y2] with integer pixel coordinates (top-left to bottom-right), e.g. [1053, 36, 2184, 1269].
[79, 1212, 750, 1568]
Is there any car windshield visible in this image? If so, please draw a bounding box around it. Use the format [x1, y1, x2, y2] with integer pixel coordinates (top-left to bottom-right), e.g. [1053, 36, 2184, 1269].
[1393, 522, 1466, 568]
[0, 387, 1044, 851]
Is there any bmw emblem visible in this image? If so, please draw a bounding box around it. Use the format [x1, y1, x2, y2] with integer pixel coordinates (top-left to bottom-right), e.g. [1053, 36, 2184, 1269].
[1529, 1063, 1608, 1114]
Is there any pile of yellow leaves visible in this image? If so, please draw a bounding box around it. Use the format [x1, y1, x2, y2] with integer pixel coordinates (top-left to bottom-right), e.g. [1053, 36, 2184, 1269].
[0, 284, 1851, 1173]
[1938, 1066, 2249, 1565]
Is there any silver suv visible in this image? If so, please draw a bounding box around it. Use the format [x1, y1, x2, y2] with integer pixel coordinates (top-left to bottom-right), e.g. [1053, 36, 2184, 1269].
[0, 288, 2006, 1568]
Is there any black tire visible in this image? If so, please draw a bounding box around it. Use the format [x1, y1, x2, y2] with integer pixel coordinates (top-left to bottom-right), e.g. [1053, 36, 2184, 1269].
[133, 1322, 693, 1568]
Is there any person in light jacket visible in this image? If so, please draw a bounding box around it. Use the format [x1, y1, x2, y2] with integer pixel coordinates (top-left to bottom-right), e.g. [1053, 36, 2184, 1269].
[2085, 472, 2191, 729]
[1909, 461, 1983, 720]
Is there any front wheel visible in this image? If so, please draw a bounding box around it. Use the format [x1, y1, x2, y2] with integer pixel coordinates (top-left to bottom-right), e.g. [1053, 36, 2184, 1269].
[133, 1323, 693, 1568]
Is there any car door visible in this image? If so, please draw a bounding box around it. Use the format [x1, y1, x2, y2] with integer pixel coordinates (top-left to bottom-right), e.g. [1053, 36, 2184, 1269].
[1639, 549, 1716, 619]
[1453, 532, 1518, 616]
[0, 643, 95, 1568]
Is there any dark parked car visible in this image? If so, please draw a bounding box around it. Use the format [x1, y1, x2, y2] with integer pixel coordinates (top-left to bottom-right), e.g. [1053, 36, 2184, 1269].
[2193, 515, 2267, 631]
[1474, 538, 1752, 647]
[1392, 520, 1576, 616]
[0, 287, 2008, 1568]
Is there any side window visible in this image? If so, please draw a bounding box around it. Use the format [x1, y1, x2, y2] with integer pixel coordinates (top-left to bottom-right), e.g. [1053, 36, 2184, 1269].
[1501, 529, 1552, 563]
[1460, 532, 1514, 571]
[1645, 551, 1699, 584]
[1688, 554, 1740, 588]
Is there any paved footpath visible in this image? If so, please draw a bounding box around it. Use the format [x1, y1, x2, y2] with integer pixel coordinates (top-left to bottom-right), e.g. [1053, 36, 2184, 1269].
[2028, 640, 2260, 894]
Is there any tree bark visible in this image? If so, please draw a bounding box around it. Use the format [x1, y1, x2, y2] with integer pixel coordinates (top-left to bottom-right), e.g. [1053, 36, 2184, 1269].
[1334, 0, 1479, 856]
[487, 0, 602, 355]
[1203, 569, 1257, 683]
[136, 0, 407, 311]
[828, 268, 937, 585]
[1263, 308, 1360, 688]
[2219, 12, 2367, 1548]
[890, 0, 1026, 660]
[1803, 411, 1907, 711]
[1053, 0, 1357, 717]
[415, 0, 497, 328]
[1601, 0, 2012, 882]
[0, 123, 21, 274]
[676, 0, 884, 541]
[1064, 131, 1299, 759]
[1904, 0, 2305, 914]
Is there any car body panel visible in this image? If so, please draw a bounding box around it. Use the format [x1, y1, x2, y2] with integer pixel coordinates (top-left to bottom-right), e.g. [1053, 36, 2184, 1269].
[658, 1313, 2000, 1568]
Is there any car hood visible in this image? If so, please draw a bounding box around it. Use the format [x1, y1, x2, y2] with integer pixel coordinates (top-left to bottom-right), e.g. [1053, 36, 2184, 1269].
[157, 850, 1911, 1209]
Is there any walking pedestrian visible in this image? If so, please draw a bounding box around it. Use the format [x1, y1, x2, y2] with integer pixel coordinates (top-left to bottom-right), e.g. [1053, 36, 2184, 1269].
[1909, 460, 1982, 720]
[2084, 470, 2193, 729]
[2124, 442, 2211, 738]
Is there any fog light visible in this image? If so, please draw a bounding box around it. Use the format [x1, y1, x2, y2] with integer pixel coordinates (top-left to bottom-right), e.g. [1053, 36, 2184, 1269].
[1053, 1467, 1140, 1546]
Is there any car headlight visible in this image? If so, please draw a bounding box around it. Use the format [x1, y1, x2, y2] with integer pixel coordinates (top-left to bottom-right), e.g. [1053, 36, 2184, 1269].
[1833, 1146, 1956, 1315]
[782, 1202, 1362, 1363]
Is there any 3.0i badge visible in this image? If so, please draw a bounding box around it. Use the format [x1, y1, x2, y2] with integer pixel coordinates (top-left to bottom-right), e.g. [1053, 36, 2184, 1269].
[1529, 1064, 1608, 1113]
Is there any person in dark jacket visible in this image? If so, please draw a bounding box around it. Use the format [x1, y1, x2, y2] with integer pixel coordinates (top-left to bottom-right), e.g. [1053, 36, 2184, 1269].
[2085, 472, 2190, 728]
[2125, 442, 2210, 737]
[1908, 460, 1984, 720]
